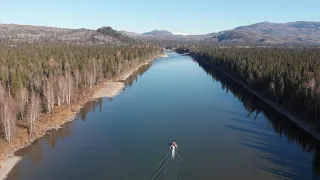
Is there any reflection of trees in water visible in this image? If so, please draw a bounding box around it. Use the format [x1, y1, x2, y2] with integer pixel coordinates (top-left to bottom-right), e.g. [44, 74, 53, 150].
[79, 98, 103, 121]
[13, 139, 43, 165]
[31, 140, 42, 163]
[44, 123, 74, 148]
[12, 98, 104, 168]
[98, 97, 103, 112]
[122, 63, 152, 88]
[197, 60, 320, 179]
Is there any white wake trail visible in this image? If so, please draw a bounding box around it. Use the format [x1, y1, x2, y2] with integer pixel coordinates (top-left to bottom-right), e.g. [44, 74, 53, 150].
[171, 146, 176, 160]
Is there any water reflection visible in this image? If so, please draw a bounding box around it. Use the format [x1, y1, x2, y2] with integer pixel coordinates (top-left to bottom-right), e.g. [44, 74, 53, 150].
[79, 98, 102, 120]
[7, 63, 153, 179]
[7, 99, 102, 179]
[196, 60, 320, 179]
[121, 63, 152, 87]
[15, 115, 78, 158]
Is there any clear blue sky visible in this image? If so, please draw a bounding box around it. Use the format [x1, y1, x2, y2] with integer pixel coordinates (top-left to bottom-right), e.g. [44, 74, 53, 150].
[1, 0, 319, 34]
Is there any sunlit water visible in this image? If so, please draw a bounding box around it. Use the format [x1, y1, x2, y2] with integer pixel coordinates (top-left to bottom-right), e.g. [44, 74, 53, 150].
[7, 52, 320, 180]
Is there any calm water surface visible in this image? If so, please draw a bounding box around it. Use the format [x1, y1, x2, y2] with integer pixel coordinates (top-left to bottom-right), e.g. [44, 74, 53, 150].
[7, 52, 320, 180]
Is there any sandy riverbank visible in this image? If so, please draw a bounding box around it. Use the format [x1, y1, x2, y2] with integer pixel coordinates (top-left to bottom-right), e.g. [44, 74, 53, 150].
[94, 53, 167, 98]
[93, 82, 125, 99]
[119, 54, 167, 81]
[159, 54, 169, 58]
[0, 53, 166, 179]
[200, 60, 320, 141]
[0, 156, 21, 180]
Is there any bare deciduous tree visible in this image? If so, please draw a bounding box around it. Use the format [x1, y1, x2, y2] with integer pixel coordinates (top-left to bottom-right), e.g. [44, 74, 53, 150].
[28, 89, 39, 137]
[0, 83, 14, 142]
[0, 82, 4, 102]
[43, 78, 54, 114]
[0, 97, 13, 142]
[55, 75, 64, 106]
[18, 87, 28, 119]
[88, 59, 97, 89]
[65, 62, 73, 105]
[62, 76, 67, 104]
[65, 75, 72, 105]
[73, 68, 80, 90]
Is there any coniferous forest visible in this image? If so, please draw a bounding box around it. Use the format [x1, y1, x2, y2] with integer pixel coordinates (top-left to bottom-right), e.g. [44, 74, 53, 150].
[0, 43, 162, 142]
[176, 46, 320, 123]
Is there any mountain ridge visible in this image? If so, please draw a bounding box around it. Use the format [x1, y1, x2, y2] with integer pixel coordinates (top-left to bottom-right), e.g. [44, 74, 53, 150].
[122, 21, 320, 45]
[1, 21, 320, 45]
[0, 23, 137, 45]
[143, 30, 173, 36]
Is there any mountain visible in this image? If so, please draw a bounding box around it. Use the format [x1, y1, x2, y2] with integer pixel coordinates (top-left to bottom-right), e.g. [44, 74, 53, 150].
[0, 24, 136, 45]
[201, 21, 320, 45]
[119, 31, 143, 37]
[218, 21, 320, 44]
[123, 21, 320, 45]
[97, 26, 135, 44]
[143, 30, 173, 36]
[7, 21, 319, 46]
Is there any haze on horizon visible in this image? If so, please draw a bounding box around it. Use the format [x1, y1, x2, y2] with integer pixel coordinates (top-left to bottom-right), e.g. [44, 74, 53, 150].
[1, 0, 319, 35]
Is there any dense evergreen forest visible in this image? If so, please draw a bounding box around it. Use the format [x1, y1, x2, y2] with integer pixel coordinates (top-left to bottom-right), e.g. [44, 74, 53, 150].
[176, 46, 320, 123]
[0, 43, 162, 142]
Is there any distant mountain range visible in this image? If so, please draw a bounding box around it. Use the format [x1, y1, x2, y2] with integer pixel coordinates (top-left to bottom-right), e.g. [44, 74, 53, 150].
[1, 21, 320, 45]
[143, 30, 173, 36]
[122, 21, 320, 45]
[0, 24, 137, 45]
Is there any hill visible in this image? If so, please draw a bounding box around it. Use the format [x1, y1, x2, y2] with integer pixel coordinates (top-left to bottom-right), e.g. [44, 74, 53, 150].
[0, 24, 136, 45]
[208, 21, 320, 45]
[123, 21, 320, 45]
[8, 21, 320, 46]
[97, 26, 135, 44]
[143, 30, 173, 36]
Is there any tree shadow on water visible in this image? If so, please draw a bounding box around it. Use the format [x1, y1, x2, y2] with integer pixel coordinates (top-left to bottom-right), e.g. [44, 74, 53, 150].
[226, 124, 275, 137]
[260, 166, 298, 180]
[226, 124, 319, 180]
[197, 60, 320, 180]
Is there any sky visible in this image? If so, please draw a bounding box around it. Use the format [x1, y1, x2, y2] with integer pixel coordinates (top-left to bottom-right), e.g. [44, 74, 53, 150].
[1, 0, 319, 35]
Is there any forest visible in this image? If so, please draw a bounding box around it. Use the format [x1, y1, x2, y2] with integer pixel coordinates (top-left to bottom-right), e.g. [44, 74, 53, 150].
[176, 46, 320, 123]
[0, 43, 162, 142]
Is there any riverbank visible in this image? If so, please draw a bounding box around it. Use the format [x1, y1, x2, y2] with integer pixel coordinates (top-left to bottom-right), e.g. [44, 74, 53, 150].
[94, 53, 168, 99]
[0, 53, 166, 180]
[0, 157, 21, 180]
[119, 53, 167, 81]
[197, 59, 320, 141]
[93, 82, 125, 99]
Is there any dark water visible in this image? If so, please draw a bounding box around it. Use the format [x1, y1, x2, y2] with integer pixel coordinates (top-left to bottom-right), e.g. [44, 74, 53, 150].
[7, 52, 320, 180]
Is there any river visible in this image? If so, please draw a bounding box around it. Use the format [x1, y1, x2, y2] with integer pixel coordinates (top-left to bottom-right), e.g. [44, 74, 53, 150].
[6, 51, 320, 180]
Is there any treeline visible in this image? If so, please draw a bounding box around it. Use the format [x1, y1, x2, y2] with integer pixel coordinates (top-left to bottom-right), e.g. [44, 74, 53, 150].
[176, 46, 320, 122]
[0, 43, 162, 142]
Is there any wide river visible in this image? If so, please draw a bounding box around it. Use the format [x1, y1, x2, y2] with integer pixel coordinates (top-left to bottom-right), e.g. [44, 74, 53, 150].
[7, 51, 320, 180]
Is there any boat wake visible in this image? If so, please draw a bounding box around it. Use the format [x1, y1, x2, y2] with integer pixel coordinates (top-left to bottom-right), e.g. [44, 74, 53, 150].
[149, 142, 190, 180]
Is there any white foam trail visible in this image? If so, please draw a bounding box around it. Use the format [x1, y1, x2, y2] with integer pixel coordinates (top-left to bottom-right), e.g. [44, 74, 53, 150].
[171, 146, 176, 160]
